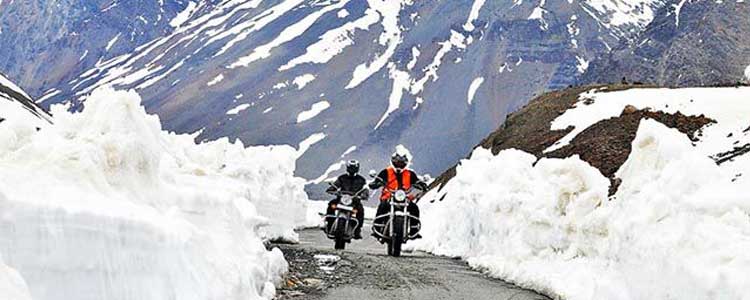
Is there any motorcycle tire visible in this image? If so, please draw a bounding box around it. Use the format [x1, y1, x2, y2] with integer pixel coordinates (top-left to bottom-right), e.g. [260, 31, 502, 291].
[389, 217, 403, 257]
[334, 218, 347, 250]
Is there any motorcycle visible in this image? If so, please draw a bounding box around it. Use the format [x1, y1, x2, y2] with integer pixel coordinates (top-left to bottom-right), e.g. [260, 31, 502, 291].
[324, 184, 367, 250]
[369, 171, 424, 257]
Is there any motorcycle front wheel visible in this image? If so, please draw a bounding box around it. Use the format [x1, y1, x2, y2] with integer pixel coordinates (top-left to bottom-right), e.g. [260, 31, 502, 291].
[334, 218, 347, 250]
[388, 217, 403, 257]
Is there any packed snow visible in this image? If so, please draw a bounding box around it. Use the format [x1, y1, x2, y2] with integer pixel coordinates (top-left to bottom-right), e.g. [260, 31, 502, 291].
[413, 87, 750, 300]
[0, 253, 31, 300]
[297, 101, 330, 123]
[0, 87, 312, 300]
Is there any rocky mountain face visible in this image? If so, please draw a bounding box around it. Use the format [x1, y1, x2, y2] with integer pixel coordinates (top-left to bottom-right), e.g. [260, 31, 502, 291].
[0, 0, 182, 97]
[583, 0, 750, 86]
[1, 0, 746, 197]
[430, 84, 716, 194]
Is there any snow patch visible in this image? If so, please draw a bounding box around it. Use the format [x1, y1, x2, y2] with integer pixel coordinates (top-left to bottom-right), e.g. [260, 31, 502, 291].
[463, 0, 487, 31]
[226, 103, 250, 115]
[105, 33, 121, 51]
[293, 74, 316, 90]
[298, 132, 326, 157]
[341, 146, 357, 158]
[170, 1, 198, 28]
[309, 160, 345, 184]
[467, 77, 485, 105]
[345, 0, 414, 89]
[207, 74, 224, 86]
[297, 101, 330, 123]
[280, 10, 379, 71]
[575, 56, 589, 73]
[407, 46, 420, 70]
[230, 0, 350, 68]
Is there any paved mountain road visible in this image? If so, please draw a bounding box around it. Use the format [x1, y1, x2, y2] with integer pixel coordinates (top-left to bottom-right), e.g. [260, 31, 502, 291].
[272, 223, 550, 300]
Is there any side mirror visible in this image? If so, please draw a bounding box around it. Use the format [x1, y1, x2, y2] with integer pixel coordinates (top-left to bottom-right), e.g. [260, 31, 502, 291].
[368, 170, 377, 178]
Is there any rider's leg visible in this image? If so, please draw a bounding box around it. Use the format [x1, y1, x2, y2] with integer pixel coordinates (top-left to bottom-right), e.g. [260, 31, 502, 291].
[325, 198, 339, 231]
[372, 200, 389, 237]
[407, 201, 420, 217]
[407, 201, 421, 238]
[353, 202, 365, 239]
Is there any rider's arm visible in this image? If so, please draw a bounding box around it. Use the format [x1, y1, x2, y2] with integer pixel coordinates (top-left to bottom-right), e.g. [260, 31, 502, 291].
[368, 170, 388, 189]
[326, 176, 343, 194]
[410, 170, 428, 191]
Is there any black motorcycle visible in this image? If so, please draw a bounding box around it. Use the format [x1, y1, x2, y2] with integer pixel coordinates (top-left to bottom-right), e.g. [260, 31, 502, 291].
[370, 174, 424, 257]
[324, 185, 367, 250]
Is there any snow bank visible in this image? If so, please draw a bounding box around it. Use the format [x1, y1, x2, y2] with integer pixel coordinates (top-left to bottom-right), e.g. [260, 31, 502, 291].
[0, 251, 32, 300]
[0, 87, 310, 300]
[413, 120, 750, 300]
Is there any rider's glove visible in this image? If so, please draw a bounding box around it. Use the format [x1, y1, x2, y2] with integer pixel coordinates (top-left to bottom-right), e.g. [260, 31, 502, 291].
[368, 181, 382, 190]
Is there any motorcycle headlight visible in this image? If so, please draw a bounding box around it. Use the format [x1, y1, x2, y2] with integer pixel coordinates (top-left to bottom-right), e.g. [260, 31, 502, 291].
[394, 190, 407, 202]
[341, 195, 353, 205]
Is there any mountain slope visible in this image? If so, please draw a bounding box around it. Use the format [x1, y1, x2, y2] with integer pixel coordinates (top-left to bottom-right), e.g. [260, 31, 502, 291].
[3, 0, 744, 197]
[583, 0, 750, 86]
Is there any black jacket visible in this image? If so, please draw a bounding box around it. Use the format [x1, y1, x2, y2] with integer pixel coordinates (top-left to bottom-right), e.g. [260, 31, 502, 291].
[327, 173, 368, 197]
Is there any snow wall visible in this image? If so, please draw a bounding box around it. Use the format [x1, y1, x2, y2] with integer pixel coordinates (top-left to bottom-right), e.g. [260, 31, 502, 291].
[413, 118, 750, 300]
[0, 87, 311, 300]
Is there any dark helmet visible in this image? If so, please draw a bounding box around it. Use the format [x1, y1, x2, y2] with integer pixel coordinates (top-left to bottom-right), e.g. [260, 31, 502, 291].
[346, 160, 360, 175]
[391, 152, 408, 170]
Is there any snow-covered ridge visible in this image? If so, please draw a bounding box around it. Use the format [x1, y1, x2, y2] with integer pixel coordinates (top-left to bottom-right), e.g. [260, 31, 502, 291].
[0, 87, 311, 300]
[413, 86, 750, 300]
[0, 73, 50, 127]
[546, 87, 750, 175]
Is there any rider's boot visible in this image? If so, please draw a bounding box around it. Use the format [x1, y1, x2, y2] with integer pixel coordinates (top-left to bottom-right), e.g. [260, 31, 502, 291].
[353, 229, 362, 240]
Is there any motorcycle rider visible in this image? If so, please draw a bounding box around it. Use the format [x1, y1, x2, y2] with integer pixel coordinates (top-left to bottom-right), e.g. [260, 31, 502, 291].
[369, 150, 427, 239]
[325, 160, 367, 239]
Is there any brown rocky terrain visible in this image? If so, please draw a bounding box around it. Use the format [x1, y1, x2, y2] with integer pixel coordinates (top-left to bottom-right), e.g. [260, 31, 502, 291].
[431, 84, 716, 195]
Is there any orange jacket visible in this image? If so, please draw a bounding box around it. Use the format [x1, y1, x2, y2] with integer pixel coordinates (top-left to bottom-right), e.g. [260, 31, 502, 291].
[380, 167, 412, 201]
